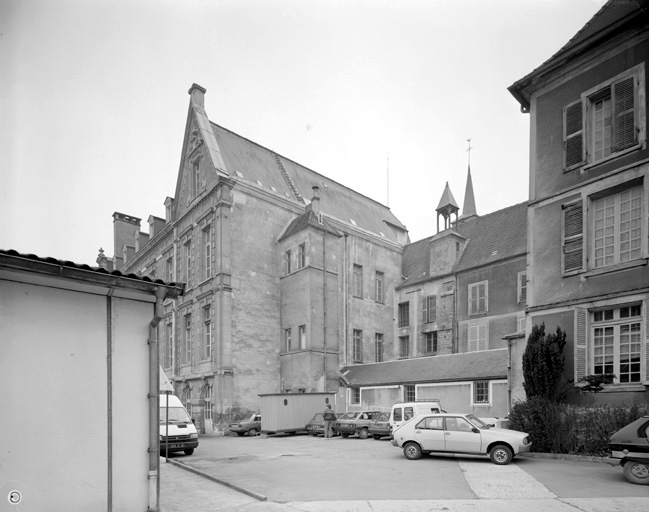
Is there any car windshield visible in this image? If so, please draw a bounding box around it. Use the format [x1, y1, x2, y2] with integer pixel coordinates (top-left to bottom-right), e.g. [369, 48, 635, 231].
[466, 414, 490, 429]
[339, 412, 359, 420]
[312, 413, 323, 421]
[160, 406, 191, 423]
[376, 412, 390, 421]
[246, 414, 258, 422]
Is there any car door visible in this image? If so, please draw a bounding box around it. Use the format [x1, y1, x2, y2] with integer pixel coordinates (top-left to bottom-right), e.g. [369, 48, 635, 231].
[412, 416, 446, 451]
[443, 416, 482, 454]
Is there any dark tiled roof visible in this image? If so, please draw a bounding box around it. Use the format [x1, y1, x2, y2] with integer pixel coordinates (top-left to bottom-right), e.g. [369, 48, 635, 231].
[453, 201, 528, 272]
[212, 122, 407, 244]
[341, 349, 508, 387]
[278, 210, 342, 241]
[401, 201, 527, 286]
[0, 249, 185, 296]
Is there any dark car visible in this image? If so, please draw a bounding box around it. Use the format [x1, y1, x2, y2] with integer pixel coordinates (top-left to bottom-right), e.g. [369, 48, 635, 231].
[368, 412, 392, 440]
[306, 412, 340, 437]
[608, 415, 649, 485]
[228, 414, 262, 436]
[334, 411, 382, 439]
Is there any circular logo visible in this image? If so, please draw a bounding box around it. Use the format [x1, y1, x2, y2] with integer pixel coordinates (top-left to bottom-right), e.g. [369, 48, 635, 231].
[8, 490, 21, 504]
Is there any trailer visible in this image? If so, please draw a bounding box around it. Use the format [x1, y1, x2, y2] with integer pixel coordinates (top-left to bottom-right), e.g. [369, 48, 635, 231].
[259, 392, 336, 434]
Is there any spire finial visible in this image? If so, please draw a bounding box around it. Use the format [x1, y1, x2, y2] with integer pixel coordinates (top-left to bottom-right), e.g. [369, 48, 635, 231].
[466, 138, 473, 168]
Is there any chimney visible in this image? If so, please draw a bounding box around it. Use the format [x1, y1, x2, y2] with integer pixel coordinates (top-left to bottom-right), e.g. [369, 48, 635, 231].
[310, 186, 320, 215]
[113, 212, 141, 270]
[188, 83, 206, 109]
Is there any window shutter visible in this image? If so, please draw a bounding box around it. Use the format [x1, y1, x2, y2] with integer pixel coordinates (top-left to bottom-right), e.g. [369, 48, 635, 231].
[613, 76, 636, 152]
[574, 308, 587, 382]
[645, 299, 649, 385]
[482, 282, 488, 313]
[563, 201, 583, 273]
[564, 101, 584, 169]
[468, 326, 477, 352]
[421, 295, 427, 324]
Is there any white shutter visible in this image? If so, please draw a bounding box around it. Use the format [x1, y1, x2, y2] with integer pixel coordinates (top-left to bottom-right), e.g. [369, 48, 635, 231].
[574, 308, 588, 382]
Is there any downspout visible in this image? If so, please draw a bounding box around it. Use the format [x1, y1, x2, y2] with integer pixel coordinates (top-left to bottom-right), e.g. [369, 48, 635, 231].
[148, 286, 167, 512]
[322, 230, 327, 392]
[343, 233, 349, 367]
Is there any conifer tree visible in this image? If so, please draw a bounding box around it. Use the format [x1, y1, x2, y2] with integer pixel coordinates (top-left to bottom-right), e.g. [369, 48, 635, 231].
[522, 323, 567, 402]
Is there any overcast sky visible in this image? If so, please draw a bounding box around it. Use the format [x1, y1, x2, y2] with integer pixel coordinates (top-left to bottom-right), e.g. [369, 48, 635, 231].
[1, 0, 606, 265]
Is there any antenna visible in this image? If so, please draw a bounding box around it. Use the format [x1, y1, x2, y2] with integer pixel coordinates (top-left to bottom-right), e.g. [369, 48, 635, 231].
[466, 138, 474, 168]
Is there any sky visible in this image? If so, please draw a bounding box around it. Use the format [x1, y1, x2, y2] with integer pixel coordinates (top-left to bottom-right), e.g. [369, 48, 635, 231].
[0, 0, 607, 265]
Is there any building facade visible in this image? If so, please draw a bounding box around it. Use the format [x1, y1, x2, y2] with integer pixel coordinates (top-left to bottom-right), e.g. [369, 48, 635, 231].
[509, 0, 649, 404]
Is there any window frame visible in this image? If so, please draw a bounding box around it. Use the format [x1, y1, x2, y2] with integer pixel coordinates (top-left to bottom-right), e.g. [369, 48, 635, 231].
[375, 271, 384, 303]
[203, 226, 211, 281]
[285, 249, 292, 274]
[184, 239, 192, 287]
[425, 331, 438, 354]
[375, 332, 384, 362]
[468, 281, 488, 315]
[404, 385, 415, 402]
[399, 335, 410, 358]
[468, 323, 488, 352]
[472, 380, 490, 405]
[517, 271, 527, 304]
[165, 322, 174, 369]
[398, 302, 410, 328]
[299, 324, 306, 350]
[284, 328, 292, 352]
[423, 295, 437, 323]
[203, 305, 212, 360]
[204, 385, 213, 421]
[352, 329, 363, 363]
[353, 264, 363, 298]
[192, 157, 201, 197]
[184, 313, 192, 364]
[298, 243, 306, 269]
[350, 387, 361, 405]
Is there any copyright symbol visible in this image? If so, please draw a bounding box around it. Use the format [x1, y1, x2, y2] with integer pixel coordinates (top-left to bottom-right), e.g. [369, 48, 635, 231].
[8, 490, 21, 504]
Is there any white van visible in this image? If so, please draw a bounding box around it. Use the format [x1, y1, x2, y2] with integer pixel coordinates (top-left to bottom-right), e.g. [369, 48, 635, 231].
[390, 400, 444, 433]
[159, 394, 199, 455]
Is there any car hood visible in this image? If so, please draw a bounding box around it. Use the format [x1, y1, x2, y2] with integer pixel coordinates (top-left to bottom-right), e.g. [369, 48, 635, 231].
[480, 427, 529, 440]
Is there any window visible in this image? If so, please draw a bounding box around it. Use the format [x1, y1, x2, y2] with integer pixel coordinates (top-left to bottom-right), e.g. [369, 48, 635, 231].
[425, 331, 438, 354]
[192, 158, 200, 196]
[468, 281, 488, 315]
[183, 388, 192, 417]
[203, 227, 211, 280]
[375, 271, 384, 303]
[285, 250, 292, 274]
[592, 185, 642, 268]
[350, 388, 360, 405]
[165, 323, 174, 369]
[399, 335, 409, 358]
[423, 295, 437, 323]
[468, 324, 487, 352]
[473, 381, 490, 404]
[184, 314, 192, 363]
[517, 272, 527, 304]
[353, 264, 363, 297]
[299, 325, 306, 350]
[563, 65, 645, 170]
[203, 305, 212, 360]
[284, 328, 292, 352]
[398, 302, 410, 328]
[298, 243, 306, 269]
[375, 333, 384, 362]
[166, 257, 173, 282]
[592, 304, 642, 384]
[418, 416, 444, 430]
[353, 329, 363, 363]
[404, 384, 415, 402]
[184, 240, 192, 286]
[204, 385, 213, 421]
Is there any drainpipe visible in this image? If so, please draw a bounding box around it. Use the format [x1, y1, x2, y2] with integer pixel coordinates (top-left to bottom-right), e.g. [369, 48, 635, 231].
[148, 286, 167, 512]
[322, 230, 327, 392]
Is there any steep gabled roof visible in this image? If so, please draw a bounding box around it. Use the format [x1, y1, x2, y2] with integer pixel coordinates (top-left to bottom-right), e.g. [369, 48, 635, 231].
[454, 201, 528, 272]
[211, 122, 407, 244]
[341, 348, 508, 387]
[278, 210, 342, 242]
[509, 0, 649, 110]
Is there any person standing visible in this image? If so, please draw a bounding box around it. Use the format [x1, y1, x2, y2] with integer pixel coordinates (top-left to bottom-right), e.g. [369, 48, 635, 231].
[323, 404, 336, 439]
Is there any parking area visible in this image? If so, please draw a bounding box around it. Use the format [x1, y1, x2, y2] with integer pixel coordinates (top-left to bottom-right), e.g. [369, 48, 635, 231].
[165, 433, 649, 504]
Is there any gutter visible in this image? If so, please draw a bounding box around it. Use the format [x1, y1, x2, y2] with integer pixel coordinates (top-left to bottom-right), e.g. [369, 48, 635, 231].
[148, 286, 167, 512]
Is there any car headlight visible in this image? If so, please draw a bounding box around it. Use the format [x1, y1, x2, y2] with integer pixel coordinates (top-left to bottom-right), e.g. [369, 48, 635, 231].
[522, 436, 530, 445]
[190, 433, 198, 439]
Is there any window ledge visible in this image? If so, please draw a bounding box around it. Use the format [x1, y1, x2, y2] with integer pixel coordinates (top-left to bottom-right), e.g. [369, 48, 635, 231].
[582, 144, 642, 172]
[584, 259, 646, 278]
[599, 384, 646, 393]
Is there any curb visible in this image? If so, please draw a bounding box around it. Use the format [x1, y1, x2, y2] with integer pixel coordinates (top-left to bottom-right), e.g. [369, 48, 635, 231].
[165, 459, 268, 502]
[520, 452, 610, 464]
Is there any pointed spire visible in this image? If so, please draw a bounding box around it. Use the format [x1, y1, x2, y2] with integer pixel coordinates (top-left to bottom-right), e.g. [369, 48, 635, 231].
[460, 166, 477, 220]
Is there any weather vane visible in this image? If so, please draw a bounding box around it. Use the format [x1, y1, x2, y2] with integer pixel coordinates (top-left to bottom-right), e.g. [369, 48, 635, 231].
[466, 138, 474, 167]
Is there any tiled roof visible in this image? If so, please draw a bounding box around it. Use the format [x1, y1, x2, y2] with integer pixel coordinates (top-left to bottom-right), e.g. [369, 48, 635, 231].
[453, 201, 528, 272]
[212, 123, 407, 244]
[400, 201, 527, 285]
[278, 210, 342, 241]
[341, 349, 508, 387]
[0, 249, 185, 297]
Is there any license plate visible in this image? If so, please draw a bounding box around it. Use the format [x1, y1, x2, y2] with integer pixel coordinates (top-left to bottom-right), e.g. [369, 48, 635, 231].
[166, 444, 181, 449]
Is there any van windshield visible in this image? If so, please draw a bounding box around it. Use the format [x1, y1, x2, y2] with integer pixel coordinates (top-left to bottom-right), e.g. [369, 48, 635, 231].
[160, 406, 192, 423]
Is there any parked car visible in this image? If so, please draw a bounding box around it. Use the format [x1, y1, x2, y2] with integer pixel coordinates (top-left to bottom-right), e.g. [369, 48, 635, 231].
[608, 415, 649, 485]
[390, 400, 444, 433]
[228, 414, 262, 436]
[368, 412, 392, 440]
[334, 411, 383, 439]
[306, 412, 340, 437]
[391, 413, 531, 465]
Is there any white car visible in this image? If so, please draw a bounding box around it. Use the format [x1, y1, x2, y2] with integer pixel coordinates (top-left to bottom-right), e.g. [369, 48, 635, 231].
[391, 413, 531, 465]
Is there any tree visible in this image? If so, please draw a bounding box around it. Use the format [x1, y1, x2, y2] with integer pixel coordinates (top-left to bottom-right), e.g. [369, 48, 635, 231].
[522, 323, 567, 402]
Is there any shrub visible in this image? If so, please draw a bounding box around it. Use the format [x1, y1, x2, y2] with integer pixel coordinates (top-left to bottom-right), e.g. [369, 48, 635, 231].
[522, 323, 567, 402]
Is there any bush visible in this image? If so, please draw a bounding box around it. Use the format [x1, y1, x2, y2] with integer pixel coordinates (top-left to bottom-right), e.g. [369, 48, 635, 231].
[508, 399, 649, 456]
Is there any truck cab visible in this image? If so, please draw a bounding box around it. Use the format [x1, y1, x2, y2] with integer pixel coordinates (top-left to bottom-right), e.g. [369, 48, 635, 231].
[159, 394, 199, 456]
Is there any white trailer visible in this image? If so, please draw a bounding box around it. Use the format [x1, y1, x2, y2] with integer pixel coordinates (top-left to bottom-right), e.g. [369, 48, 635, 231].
[260, 392, 336, 434]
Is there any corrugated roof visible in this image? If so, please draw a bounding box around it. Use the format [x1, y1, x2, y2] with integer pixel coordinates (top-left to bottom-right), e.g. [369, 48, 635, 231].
[341, 348, 508, 386]
[0, 249, 185, 297]
[212, 123, 407, 244]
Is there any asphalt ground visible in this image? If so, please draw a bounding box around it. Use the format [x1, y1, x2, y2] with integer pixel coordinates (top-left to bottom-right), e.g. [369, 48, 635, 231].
[159, 432, 649, 511]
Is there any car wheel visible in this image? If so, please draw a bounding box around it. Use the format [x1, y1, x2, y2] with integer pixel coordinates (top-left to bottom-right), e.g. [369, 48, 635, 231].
[311, 432, 318, 437]
[248, 428, 258, 436]
[403, 442, 422, 460]
[623, 461, 649, 485]
[489, 444, 513, 465]
[184, 448, 194, 456]
[373, 434, 382, 440]
[359, 428, 369, 439]
[341, 433, 350, 438]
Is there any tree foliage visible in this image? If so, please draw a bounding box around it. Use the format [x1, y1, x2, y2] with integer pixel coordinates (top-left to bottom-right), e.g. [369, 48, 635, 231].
[522, 323, 567, 402]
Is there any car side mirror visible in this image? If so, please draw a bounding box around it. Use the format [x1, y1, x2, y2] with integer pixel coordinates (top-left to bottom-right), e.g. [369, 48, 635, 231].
[472, 427, 480, 434]
[192, 418, 195, 424]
